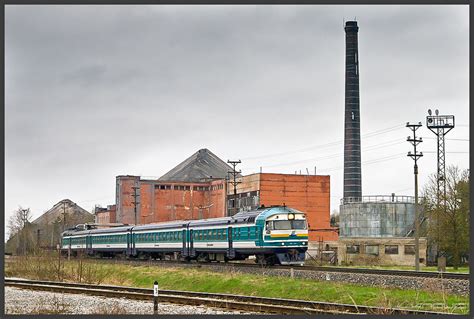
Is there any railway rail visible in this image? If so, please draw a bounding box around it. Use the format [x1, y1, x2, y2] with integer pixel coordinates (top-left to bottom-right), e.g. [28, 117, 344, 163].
[75, 257, 469, 280]
[5, 278, 450, 315]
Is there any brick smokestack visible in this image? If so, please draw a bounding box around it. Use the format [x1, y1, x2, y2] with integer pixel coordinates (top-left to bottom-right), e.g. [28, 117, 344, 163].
[343, 21, 362, 199]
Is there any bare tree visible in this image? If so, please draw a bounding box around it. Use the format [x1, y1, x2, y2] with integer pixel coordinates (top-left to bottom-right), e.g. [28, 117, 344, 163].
[7, 207, 31, 238]
[7, 206, 32, 255]
[422, 165, 469, 269]
[330, 209, 340, 227]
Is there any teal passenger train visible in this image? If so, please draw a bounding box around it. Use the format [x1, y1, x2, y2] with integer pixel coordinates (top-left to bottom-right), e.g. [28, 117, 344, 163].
[61, 206, 309, 265]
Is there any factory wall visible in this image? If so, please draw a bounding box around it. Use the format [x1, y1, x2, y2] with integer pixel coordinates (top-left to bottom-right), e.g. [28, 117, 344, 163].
[95, 205, 116, 224]
[336, 237, 427, 266]
[115, 176, 227, 224]
[228, 173, 338, 242]
[113, 173, 336, 242]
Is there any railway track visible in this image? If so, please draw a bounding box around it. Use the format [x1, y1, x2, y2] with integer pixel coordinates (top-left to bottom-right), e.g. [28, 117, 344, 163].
[79, 257, 469, 280]
[5, 278, 450, 315]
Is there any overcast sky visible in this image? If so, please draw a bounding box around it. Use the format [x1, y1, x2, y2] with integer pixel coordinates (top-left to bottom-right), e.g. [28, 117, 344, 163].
[5, 5, 469, 236]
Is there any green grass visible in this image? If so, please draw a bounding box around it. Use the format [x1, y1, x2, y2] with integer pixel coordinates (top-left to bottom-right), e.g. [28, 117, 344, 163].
[5, 257, 469, 314]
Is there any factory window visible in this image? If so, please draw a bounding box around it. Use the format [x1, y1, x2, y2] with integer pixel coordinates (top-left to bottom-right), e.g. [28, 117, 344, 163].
[385, 245, 399, 255]
[346, 245, 360, 254]
[158, 185, 171, 190]
[365, 245, 379, 256]
[404, 245, 416, 255]
[185, 186, 190, 190]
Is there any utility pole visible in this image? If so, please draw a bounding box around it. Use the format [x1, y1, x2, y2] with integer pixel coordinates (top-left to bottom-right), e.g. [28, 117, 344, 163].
[37, 229, 41, 251]
[227, 160, 241, 216]
[20, 208, 30, 255]
[407, 122, 423, 271]
[62, 201, 67, 232]
[426, 109, 455, 260]
[131, 186, 140, 225]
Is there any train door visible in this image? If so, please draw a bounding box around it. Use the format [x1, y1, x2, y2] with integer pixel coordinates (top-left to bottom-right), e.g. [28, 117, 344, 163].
[67, 237, 72, 255]
[256, 225, 264, 247]
[182, 229, 187, 257]
[228, 227, 235, 259]
[132, 230, 136, 256]
[189, 229, 195, 257]
[127, 232, 131, 256]
[86, 233, 92, 255]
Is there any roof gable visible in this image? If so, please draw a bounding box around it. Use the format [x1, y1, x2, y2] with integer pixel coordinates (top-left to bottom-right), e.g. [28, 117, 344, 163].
[159, 148, 235, 182]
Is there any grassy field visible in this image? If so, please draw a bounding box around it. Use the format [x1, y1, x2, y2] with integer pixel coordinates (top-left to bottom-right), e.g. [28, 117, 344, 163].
[4, 255, 469, 314]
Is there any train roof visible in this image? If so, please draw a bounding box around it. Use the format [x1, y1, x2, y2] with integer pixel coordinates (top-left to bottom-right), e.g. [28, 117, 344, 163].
[133, 220, 189, 231]
[62, 206, 305, 236]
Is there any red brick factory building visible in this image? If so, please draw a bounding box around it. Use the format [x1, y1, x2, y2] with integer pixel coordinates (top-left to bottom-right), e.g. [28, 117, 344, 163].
[95, 149, 338, 242]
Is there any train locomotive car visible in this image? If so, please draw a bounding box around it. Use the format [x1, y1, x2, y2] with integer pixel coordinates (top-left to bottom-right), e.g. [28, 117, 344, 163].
[61, 206, 308, 265]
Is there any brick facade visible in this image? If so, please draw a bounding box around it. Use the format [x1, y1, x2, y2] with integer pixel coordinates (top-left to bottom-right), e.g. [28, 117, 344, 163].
[115, 176, 227, 224]
[228, 173, 337, 242]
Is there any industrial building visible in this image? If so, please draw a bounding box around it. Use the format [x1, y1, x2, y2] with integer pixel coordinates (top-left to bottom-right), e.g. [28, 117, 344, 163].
[335, 20, 427, 266]
[95, 149, 337, 242]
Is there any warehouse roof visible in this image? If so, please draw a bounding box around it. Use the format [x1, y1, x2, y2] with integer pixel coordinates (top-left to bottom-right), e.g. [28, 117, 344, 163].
[159, 148, 238, 182]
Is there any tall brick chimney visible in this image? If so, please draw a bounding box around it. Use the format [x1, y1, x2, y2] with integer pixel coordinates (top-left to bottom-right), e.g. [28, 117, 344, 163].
[343, 21, 362, 200]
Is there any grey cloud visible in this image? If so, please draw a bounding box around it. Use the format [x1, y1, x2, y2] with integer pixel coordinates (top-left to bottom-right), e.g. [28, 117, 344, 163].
[5, 5, 469, 231]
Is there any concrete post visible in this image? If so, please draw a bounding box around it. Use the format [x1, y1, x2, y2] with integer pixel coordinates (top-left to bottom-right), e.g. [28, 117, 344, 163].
[153, 280, 159, 314]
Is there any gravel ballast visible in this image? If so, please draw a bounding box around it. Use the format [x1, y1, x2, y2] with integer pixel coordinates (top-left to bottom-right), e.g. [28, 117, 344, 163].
[5, 287, 254, 315]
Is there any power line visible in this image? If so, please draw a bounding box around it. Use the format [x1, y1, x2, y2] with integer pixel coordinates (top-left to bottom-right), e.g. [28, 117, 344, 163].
[242, 139, 405, 171]
[241, 123, 404, 161]
[322, 153, 405, 172]
[424, 151, 468, 154]
[421, 137, 468, 142]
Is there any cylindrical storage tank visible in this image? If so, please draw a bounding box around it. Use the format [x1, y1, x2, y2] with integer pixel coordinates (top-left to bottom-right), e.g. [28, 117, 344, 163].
[339, 196, 416, 237]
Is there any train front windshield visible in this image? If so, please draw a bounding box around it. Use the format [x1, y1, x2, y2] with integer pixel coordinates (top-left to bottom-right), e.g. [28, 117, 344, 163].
[266, 220, 307, 230]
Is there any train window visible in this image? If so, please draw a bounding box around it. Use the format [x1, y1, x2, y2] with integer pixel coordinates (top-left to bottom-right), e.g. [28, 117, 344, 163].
[365, 245, 379, 256]
[404, 245, 415, 255]
[273, 221, 292, 230]
[385, 245, 399, 255]
[346, 245, 360, 254]
[292, 220, 307, 229]
[266, 221, 273, 230]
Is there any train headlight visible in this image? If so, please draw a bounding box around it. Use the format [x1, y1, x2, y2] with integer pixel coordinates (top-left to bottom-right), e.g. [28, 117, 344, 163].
[288, 213, 295, 220]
